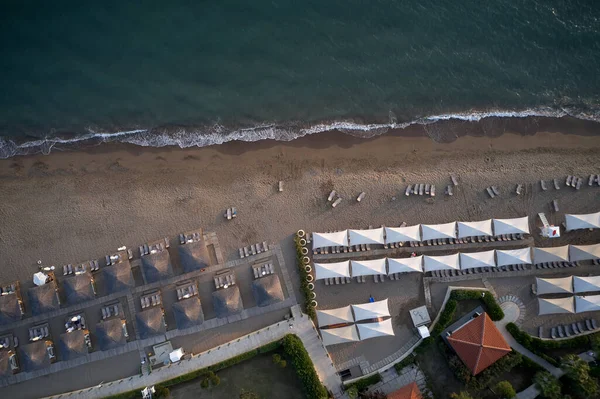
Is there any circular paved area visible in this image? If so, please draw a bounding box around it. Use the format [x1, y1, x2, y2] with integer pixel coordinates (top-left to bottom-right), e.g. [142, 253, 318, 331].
[498, 295, 526, 325]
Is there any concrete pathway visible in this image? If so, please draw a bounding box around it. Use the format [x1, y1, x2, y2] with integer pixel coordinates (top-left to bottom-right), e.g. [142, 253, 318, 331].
[44, 306, 344, 399]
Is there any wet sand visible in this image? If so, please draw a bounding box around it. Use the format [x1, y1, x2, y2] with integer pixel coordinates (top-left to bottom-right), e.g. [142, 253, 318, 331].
[1, 117, 600, 289]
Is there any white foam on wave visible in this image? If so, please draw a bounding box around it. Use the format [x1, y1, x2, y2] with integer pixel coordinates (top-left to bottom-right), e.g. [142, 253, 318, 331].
[0, 106, 598, 159]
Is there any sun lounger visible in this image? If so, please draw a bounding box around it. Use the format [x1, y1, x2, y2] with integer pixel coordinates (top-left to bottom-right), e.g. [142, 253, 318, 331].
[572, 323, 580, 334]
[515, 184, 523, 195]
[486, 187, 495, 198]
[565, 325, 572, 337]
[243, 247, 250, 257]
[586, 319, 593, 331]
[566, 175, 573, 186]
[451, 175, 458, 186]
[551, 327, 557, 339]
[250, 245, 256, 255]
[256, 243, 262, 253]
[405, 185, 411, 196]
[332, 197, 342, 207]
[374, 275, 379, 283]
[593, 319, 598, 330]
[239, 248, 245, 259]
[345, 277, 351, 284]
[253, 268, 259, 279]
[553, 178, 560, 190]
[541, 180, 548, 190]
[576, 178, 583, 190]
[431, 185, 435, 196]
[328, 190, 337, 202]
[340, 277, 345, 284]
[419, 184, 424, 195]
[558, 325, 565, 338]
[538, 327, 543, 338]
[357, 192, 366, 202]
[578, 322, 586, 333]
[491, 186, 500, 196]
[425, 184, 430, 195]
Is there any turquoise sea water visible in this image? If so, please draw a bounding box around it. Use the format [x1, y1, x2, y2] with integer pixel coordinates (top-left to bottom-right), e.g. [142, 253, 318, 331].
[1, 1, 599, 157]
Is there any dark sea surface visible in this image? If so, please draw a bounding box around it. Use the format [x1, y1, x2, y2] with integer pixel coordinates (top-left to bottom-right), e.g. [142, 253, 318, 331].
[1, 1, 599, 157]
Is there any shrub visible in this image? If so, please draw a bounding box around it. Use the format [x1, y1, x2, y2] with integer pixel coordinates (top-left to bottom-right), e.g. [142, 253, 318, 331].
[450, 392, 473, 399]
[432, 299, 457, 336]
[272, 354, 282, 364]
[534, 371, 562, 399]
[346, 373, 382, 392]
[346, 385, 359, 399]
[201, 378, 210, 388]
[449, 290, 504, 321]
[279, 360, 287, 368]
[210, 374, 221, 386]
[394, 355, 416, 373]
[495, 381, 516, 399]
[561, 354, 599, 398]
[295, 239, 316, 319]
[282, 334, 328, 398]
[239, 389, 260, 399]
[154, 385, 170, 398]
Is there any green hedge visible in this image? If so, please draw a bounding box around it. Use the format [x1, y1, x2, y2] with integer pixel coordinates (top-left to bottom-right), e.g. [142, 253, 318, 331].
[295, 238, 316, 320]
[282, 334, 328, 399]
[432, 299, 457, 336]
[347, 373, 382, 392]
[394, 355, 416, 373]
[449, 290, 504, 321]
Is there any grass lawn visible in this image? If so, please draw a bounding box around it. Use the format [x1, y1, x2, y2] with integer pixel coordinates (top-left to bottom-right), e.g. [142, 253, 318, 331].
[169, 350, 304, 399]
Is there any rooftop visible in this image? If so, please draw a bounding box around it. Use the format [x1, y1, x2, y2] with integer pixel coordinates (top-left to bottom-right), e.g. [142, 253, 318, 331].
[27, 281, 60, 316]
[136, 307, 167, 339]
[140, 251, 174, 284]
[173, 296, 204, 329]
[251, 274, 284, 307]
[58, 330, 89, 361]
[62, 273, 95, 305]
[95, 318, 128, 351]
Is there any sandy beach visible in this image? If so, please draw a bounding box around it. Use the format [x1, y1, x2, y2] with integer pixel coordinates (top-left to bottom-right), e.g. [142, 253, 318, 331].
[1, 119, 600, 288]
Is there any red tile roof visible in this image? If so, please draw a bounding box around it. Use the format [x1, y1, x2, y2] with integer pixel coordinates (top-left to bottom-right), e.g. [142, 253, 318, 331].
[387, 381, 421, 399]
[446, 312, 511, 375]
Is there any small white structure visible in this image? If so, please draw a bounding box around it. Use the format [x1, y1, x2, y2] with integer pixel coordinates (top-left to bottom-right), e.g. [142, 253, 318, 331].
[538, 297, 575, 315]
[409, 305, 431, 327]
[565, 212, 600, 231]
[33, 272, 48, 286]
[456, 220, 493, 238]
[496, 248, 532, 266]
[417, 325, 430, 338]
[459, 250, 496, 269]
[357, 319, 395, 340]
[348, 228, 385, 246]
[169, 348, 185, 363]
[421, 222, 457, 241]
[387, 256, 423, 274]
[573, 276, 600, 294]
[423, 254, 460, 272]
[320, 325, 360, 346]
[569, 244, 600, 262]
[352, 299, 391, 322]
[533, 246, 570, 264]
[541, 225, 561, 238]
[312, 231, 348, 250]
[384, 225, 422, 243]
[316, 306, 355, 327]
[575, 295, 600, 314]
[492, 216, 530, 235]
[535, 277, 573, 295]
[314, 261, 350, 280]
[351, 259, 387, 277]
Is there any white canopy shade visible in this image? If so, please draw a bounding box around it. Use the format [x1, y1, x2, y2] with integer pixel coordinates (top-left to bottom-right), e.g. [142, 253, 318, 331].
[349, 228, 385, 245]
[350, 259, 387, 277]
[316, 306, 355, 327]
[320, 325, 360, 346]
[533, 246, 570, 264]
[357, 319, 395, 341]
[576, 295, 600, 314]
[538, 297, 575, 315]
[565, 212, 600, 231]
[457, 220, 493, 238]
[384, 225, 421, 243]
[493, 217, 530, 235]
[352, 299, 391, 322]
[312, 231, 349, 249]
[423, 254, 460, 272]
[573, 276, 600, 294]
[496, 248, 532, 266]
[459, 250, 496, 269]
[421, 222, 457, 241]
[33, 272, 48, 286]
[570, 244, 600, 262]
[536, 277, 573, 295]
[417, 325, 430, 338]
[169, 348, 184, 363]
[314, 261, 350, 280]
[387, 256, 423, 274]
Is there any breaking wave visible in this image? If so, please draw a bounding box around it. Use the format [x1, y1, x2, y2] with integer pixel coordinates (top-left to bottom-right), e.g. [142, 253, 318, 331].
[0, 106, 599, 159]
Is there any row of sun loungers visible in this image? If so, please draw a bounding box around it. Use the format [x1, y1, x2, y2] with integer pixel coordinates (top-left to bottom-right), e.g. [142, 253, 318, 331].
[102, 304, 121, 319]
[324, 277, 353, 285]
[140, 239, 169, 257]
[253, 263, 274, 279]
[0, 335, 12, 348]
[141, 293, 162, 309]
[486, 186, 500, 198]
[535, 261, 578, 270]
[405, 184, 436, 197]
[550, 319, 598, 339]
[224, 207, 238, 220]
[29, 324, 49, 341]
[179, 232, 202, 245]
[588, 174, 600, 186]
[63, 260, 100, 276]
[214, 274, 236, 289]
[176, 284, 198, 300]
[65, 314, 86, 331]
[239, 241, 269, 258]
[431, 264, 529, 278]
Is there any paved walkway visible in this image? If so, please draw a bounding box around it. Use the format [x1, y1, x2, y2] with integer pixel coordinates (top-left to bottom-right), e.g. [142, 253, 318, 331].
[43, 306, 343, 399]
[368, 364, 430, 397]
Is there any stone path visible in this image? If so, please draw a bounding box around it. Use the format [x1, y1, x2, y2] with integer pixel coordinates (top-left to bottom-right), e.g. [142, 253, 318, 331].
[43, 305, 343, 399]
[497, 295, 526, 326]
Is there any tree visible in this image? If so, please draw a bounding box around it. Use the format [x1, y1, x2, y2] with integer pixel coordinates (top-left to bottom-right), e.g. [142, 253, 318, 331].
[346, 385, 359, 399]
[239, 389, 260, 399]
[534, 371, 562, 399]
[359, 391, 386, 399]
[561, 354, 598, 398]
[495, 380, 516, 398]
[450, 392, 473, 399]
[272, 354, 281, 364]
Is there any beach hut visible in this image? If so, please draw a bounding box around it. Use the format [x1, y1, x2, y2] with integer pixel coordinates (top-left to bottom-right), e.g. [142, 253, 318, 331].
[27, 282, 60, 316]
[387, 256, 423, 274]
[348, 228, 385, 246]
[456, 220, 493, 238]
[573, 276, 600, 294]
[350, 259, 387, 277]
[492, 216, 530, 235]
[251, 274, 284, 307]
[565, 211, 600, 231]
[135, 307, 166, 339]
[357, 319, 395, 340]
[212, 286, 244, 318]
[496, 248, 532, 267]
[575, 295, 600, 314]
[19, 341, 53, 371]
[352, 299, 391, 322]
[569, 244, 600, 262]
[312, 231, 349, 250]
[172, 296, 204, 329]
[421, 222, 457, 241]
[0, 293, 23, 326]
[533, 246, 570, 264]
[535, 277, 573, 295]
[58, 330, 89, 361]
[140, 251, 174, 284]
[384, 225, 421, 243]
[103, 261, 135, 294]
[314, 261, 350, 280]
[62, 272, 95, 305]
[459, 250, 496, 269]
[423, 254, 460, 272]
[316, 306, 355, 327]
[320, 325, 360, 346]
[538, 297, 575, 315]
[178, 240, 211, 273]
[0, 350, 15, 378]
[95, 319, 128, 350]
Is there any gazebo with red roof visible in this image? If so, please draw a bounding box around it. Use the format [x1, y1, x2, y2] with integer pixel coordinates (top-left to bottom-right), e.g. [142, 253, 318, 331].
[446, 312, 511, 375]
[388, 381, 421, 399]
